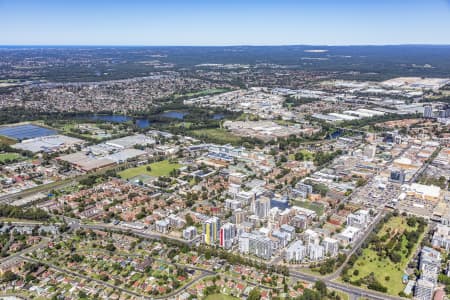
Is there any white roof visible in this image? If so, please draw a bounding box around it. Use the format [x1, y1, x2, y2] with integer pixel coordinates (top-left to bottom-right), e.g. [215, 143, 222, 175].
[340, 226, 360, 238]
[409, 183, 441, 198]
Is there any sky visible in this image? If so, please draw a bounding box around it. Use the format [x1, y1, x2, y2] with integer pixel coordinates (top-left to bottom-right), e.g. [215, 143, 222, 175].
[1, 0, 450, 46]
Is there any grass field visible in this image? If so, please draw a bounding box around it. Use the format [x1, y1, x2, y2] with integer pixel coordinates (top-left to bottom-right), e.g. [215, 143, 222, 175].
[119, 160, 181, 179]
[332, 290, 349, 300]
[345, 216, 425, 295]
[298, 149, 315, 160]
[189, 128, 242, 145]
[0, 153, 22, 163]
[204, 294, 239, 300]
[291, 200, 324, 216]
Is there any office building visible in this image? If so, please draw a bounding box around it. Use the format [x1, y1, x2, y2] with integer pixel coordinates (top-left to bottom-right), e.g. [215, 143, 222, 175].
[390, 169, 405, 184]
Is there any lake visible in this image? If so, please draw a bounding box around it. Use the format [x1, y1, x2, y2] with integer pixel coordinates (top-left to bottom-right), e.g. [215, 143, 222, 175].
[160, 111, 187, 119]
[73, 111, 223, 129]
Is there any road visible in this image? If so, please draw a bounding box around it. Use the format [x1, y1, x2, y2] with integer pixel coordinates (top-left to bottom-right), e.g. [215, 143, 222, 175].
[0, 238, 49, 264]
[0, 179, 76, 205]
[289, 270, 405, 300]
[325, 211, 385, 281]
[21, 255, 153, 300]
[0, 160, 137, 205]
[3, 214, 405, 300]
[407, 146, 440, 184]
[79, 223, 198, 246]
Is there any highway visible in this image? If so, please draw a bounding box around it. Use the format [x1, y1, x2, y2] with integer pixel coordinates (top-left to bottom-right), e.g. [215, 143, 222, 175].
[289, 270, 405, 300]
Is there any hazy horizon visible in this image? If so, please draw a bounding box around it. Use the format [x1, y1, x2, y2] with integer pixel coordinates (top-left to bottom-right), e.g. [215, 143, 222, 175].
[2, 0, 450, 46]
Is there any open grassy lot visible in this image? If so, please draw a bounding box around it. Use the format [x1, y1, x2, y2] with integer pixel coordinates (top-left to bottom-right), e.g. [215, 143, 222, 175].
[119, 160, 181, 179]
[205, 294, 239, 300]
[343, 216, 426, 296]
[289, 150, 315, 161]
[189, 128, 242, 145]
[0, 152, 22, 163]
[291, 200, 324, 216]
[333, 290, 349, 300]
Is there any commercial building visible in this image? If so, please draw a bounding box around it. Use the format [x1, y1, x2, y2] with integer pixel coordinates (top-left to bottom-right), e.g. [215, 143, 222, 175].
[407, 183, 442, 202]
[12, 134, 84, 153]
[105, 134, 155, 149]
[390, 169, 405, 184]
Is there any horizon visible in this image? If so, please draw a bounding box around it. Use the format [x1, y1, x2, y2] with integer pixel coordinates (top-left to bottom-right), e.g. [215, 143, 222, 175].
[2, 44, 450, 47]
[2, 0, 450, 46]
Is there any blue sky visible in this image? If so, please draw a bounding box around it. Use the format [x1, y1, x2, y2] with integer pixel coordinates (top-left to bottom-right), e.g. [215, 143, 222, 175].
[1, 0, 450, 45]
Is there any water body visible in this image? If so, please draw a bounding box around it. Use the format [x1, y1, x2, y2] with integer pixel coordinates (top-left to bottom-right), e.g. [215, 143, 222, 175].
[135, 119, 150, 128]
[160, 111, 187, 119]
[73, 111, 221, 129]
[212, 113, 225, 120]
[327, 129, 343, 139]
[88, 115, 132, 123]
[74, 114, 150, 128]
